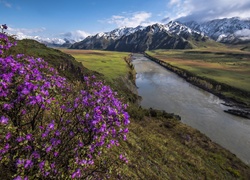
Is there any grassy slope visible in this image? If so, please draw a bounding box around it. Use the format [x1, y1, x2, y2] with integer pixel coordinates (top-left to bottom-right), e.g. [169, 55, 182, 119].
[147, 47, 250, 105]
[61, 49, 130, 82]
[64, 49, 250, 179]
[122, 116, 250, 179]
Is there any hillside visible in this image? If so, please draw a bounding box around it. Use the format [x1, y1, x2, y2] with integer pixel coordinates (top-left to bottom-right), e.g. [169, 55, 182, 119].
[9, 39, 100, 82]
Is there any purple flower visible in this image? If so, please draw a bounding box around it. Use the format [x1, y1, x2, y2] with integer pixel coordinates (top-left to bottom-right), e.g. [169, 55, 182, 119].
[50, 162, 55, 169]
[48, 121, 55, 129]
[0, 116, 8, 125]
[54, 151, 59, 157]
[123, 128, 129, 133]
[32, 151, 40, 159]
[4, 143, 10, 150]
[71, 168, 81, 178]
[123, 135, 127, 141]
[54, 130, 60, 136]
[16, 159, 24, 166]
[24, 145, 32, 151]
[16, 54, 24, 58]
[5, 132, 11, 140]
[13, 176, 22, 180]
[16, 136, 25, 142]
[42, 132, 48, 138]
[21, 88, 30, 95]
[39, 161, 45, 171]
[46, 146, 52, 153]
[70, 131, 74, 136]
[24, 159, 33, 169]
[21, 109, 27, 115]
[3, 103, 13, 110]
[26, 134, 32, 141]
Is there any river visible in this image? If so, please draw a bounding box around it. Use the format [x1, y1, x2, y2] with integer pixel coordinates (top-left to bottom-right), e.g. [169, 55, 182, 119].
[132, 54, 250, 165]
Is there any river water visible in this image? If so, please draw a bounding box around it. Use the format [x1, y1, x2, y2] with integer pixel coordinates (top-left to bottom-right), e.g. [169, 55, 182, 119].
[132, 54, 250, 165]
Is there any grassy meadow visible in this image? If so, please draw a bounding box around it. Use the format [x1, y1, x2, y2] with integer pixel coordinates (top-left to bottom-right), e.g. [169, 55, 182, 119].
[61, 49, 131, 82]
[147, 47, 250, 105]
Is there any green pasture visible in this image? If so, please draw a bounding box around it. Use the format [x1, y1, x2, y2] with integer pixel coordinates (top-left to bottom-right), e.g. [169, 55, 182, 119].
[62, 49, 130, 81]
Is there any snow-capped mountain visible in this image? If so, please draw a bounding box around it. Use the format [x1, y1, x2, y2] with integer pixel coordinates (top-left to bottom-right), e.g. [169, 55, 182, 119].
[96, 26, 145, 39]
[183, 17, 250, 43]
[70, 21, 208, 51]
[70, 26, 146, 49]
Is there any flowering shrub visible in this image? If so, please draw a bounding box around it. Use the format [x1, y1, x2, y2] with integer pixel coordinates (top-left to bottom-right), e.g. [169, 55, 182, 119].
[0, 26, 129, 179]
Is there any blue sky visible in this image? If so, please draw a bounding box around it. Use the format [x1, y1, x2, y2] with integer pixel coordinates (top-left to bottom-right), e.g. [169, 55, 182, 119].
[1, 0, 250, 43]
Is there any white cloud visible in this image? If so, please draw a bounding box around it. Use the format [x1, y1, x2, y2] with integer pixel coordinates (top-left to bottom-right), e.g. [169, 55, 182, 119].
[0, 0, 11, 8]
[7, 27, 46, 35]
[234, 29, 250, 40]
[6, 31, 66, 45]
[60, 30, 91, 42]
[106, 11, 153, 28]
[169, 0, 181, 6]
[165, 0, 250, 22]
[75, 30, 90, 39]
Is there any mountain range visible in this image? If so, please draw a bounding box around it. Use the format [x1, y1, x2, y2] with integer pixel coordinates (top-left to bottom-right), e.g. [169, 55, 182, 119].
[68, 17, 250, 52]
[69, 17, 250, 52]
[70, 21, 210, 52]
[30, 17, 246, 51]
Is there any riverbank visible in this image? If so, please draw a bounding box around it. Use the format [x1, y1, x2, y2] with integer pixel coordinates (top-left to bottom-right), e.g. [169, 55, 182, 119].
[144, 52, 250, 119]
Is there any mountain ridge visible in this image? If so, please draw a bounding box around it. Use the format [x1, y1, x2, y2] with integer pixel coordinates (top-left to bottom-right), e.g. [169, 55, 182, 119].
[70, 21, 209, 52]
[69, 17, 250, 51]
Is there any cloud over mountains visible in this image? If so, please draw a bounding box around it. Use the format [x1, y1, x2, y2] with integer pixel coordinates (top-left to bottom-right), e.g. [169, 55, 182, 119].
[167, 0, 250, 22]
[105, 11, 155, 28]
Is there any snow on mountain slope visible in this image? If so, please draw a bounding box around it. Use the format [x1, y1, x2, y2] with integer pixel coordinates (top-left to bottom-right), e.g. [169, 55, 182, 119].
[184, 17, 250, 43]
[95, 26, 145, 40]
[70, 21, 208, 51]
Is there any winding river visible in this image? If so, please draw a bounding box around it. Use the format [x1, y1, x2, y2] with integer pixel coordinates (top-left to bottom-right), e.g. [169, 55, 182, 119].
[132, 54, 250, 165]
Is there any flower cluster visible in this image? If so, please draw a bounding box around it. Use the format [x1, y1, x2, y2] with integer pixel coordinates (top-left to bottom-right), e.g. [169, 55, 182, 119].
[0, 32, 130, 179]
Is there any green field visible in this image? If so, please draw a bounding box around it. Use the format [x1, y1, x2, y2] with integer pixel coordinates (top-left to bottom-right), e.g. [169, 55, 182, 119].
[62, 49, 131, 81]
[147, 48, 250, 104]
